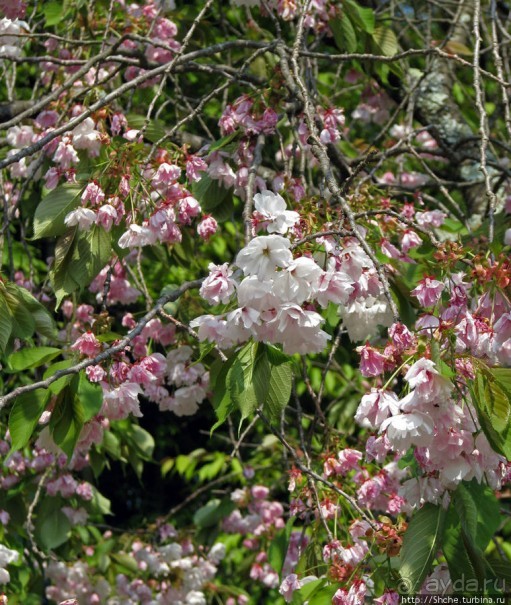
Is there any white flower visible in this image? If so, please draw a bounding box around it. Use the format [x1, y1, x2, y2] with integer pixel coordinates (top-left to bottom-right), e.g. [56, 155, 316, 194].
[0, 18, 28, 59]
[236, 275, 279, 311]
[0, 543, 18, 584]
[380, 412, 435, 451]
[439, 458, 472, 486]
[72, 117, 101, 155]
[208, 543, 226, 564]
[236, 235, 292, 280]
[254, 190, 299, 234]
[0, 544, 18, 567]
[273, 257, 322, 303]
[279, 327, 330, 355]
[274, 304, 324, 333]
[186, 591, 207, 605]
[340, 297, 393, 342]
[64, 207, 97, 230]
[118, 224, 158, 248]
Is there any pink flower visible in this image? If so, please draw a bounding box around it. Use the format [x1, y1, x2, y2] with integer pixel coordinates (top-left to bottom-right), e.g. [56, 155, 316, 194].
[35, 110, 58, 129]
[337, 449, 363, 473]
[374, 591, 400, 605]
[255, 108, 278, 134]
[186, 155, 208, 182]
[44, 167, 60, 190]
[236, 235, 293, 279]
[380, 412, 435, 451]
[401, 229, 422, 252]
[96, 204, 118, 231]
[152, 163, 181, 191]
[53, 138, 79, 168]
[200, 263, 236, 305]
[415, 210, 445, 228]
[76, 482, 93, 500]
[251, 485, 269, 499]
[102, 382, 143, 420]
[85, 365, 106, 383]
[177, 196, 201, 224]
[6, 125, 34, 148]
[333, 581, 366, 605]
[71, 332, 101, 357]
[197, 215, 218, 240]
[46, 474, 78, 498]
[111, 112, 128, 136]
[388, 322, 415, 351]
[279, 574, 301, 602]
[81, 181, 105, 206]
[357, 343, 386, 376]
[402, 358, 452, 404]
[411, 276, 444, 307]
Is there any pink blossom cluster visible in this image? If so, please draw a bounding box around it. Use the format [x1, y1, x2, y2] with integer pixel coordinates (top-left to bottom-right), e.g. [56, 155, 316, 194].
[88, 262, 142, 306]
[354, 274, 511, 510]
[45, 537, 225, 605]
[219, 95, 278, 137]
[223, 484, 307, 593]
[231, 0, 338, 32]
[0, 439, 95, 538]
[115, 160, 211, 249]
[6, 109, 104, 185]
[122, 3, 180, 85]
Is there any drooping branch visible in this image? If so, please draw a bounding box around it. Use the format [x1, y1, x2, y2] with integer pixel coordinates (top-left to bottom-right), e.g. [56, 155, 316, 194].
[0, 279, 204, 410]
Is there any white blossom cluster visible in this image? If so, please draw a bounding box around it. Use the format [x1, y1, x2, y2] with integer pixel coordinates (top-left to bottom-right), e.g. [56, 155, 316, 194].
[191, 191, 393, 354]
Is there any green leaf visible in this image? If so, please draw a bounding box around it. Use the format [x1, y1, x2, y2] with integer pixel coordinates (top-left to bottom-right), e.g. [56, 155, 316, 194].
[111, 553, 139, 573]
[8, 347, 61, 371]
[209, 132, 238, 151]
[330, 15, 357, 53]
[228, 342, 265, 422]
[35, 504, 71, 549]
[372, 26, 399, 57]
[43, 1, 64, 26]
[9, 389, 50, 450]
[268, 517, 294, 577]
[471, 367, 511, 457]
[125, 424, 155, 460]
[126, 113, 166, 143]
[9, 284, 56, 339]
[399, 503, 446, 593]
[43, 359, 75, 395]
[454, 481, 500, 551]
[33, 184, 83, 239]
[344, 0, 375, 34]
[76, 374, 103, 422]
[192, 174, 233, 219]
[265, 361, 292, 421]
[50, 225, 112, 307]
[210, 357, 237, 432]
[3, 287, 35, 339]
[291, 579, 327, 605]
[443, 507, 477, 584]
[89, 485, 112, 515]
[193, 498, 235, 529]
[308, 585, 340, 605]
[0, 291, 13, 352]
[49, 387, 85, 459]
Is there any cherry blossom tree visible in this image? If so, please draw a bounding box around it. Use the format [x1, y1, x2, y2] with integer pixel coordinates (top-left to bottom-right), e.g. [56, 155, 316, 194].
[0, 0, 510, 603]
